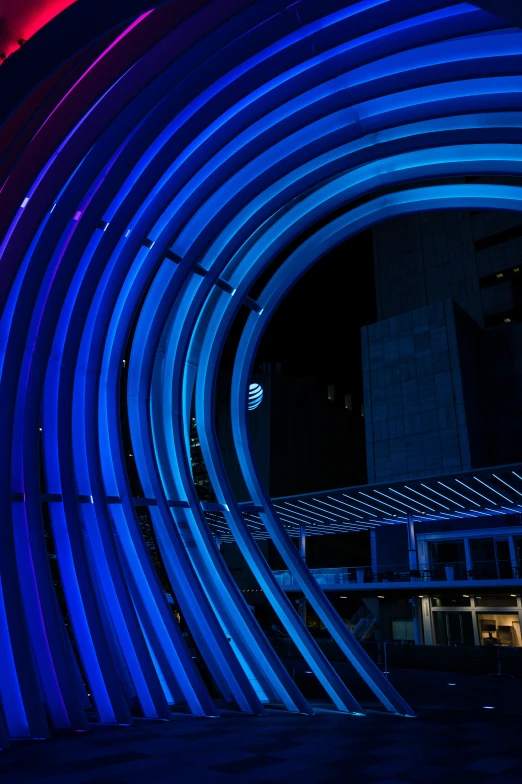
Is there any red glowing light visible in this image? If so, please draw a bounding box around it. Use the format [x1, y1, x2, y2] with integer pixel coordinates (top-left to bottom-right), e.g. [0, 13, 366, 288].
[0, 0, 77, 60]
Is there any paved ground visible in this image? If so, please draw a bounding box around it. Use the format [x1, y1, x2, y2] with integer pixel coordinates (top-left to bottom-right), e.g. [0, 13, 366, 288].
[2, 671, 522, 783]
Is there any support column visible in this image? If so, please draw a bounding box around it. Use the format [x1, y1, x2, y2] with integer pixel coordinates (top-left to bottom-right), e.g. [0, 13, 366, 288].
[470, 597, 480, 646]
[420, 597, 433, 645]
[464, 538, 473, 579]
[417, 538, 428, 571]
[370, 530, 378, 582]
[410, 597, 423, 645]
[409, 519, 422, 644]
[298, 524, 306, 627]
[407, 515, 418, 572]
[508, 535, 518, 577]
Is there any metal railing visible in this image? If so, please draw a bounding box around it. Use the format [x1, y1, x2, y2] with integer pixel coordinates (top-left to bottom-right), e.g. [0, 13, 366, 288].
[272, 560, 521, 587]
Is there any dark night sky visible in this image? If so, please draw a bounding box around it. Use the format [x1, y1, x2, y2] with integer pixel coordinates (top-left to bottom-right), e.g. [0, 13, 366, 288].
[220, 228, 376, 385]
[256, 228, 376, 389]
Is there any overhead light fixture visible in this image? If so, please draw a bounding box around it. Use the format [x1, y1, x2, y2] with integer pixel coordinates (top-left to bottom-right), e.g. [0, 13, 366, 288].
[377, 595, 385, 599]
[504, 318, 512, 323]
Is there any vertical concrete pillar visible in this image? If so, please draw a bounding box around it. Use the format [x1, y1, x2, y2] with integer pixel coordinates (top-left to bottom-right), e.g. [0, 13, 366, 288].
[508, 535, 518, 577]
[417, 537, 428, 571]
[409, 513, 421, 644]
[407, 514, 418, 571]
[420, 597, 433, 645]
[410, 597, 423, 645]
[464, 537, 473, 579]
[470, 597, 480, 646]
[370, 530, 378, 581]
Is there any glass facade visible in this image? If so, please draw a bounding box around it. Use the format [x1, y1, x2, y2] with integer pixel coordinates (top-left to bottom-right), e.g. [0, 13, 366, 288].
[432, 596, 471, 608]
[430, 595, 522, 647]
[433, 612, 474, 647]
[478, 613, 521, 647]
[422, 531, 521, 582]
[428, 541, 467, 580]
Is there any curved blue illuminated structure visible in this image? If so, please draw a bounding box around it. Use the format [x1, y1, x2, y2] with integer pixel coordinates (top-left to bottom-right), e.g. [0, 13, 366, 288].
[0, 0, 522, 742]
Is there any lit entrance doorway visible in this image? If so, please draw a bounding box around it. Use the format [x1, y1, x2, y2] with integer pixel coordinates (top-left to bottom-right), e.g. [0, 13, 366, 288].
[428, 596, 522, 646]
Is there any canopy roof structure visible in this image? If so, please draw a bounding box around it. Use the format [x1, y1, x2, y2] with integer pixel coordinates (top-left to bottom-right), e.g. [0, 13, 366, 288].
[205, 462, 522, 542]
[1, 0, 522, 744]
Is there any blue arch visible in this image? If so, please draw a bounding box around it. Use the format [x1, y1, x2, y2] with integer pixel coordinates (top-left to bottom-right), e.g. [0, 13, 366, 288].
[0, 0, 522, 741]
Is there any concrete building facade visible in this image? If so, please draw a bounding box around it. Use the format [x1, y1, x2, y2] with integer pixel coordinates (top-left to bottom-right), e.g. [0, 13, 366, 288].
[363, 209, 522, 484]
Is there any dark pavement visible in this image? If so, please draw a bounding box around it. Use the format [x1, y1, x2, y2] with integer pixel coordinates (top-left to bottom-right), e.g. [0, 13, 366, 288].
[1, 670, 522, 783]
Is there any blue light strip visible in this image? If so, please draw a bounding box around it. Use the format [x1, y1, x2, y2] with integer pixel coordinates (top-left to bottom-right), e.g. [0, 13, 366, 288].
[345, 493, 396, 515]
[438, 481, 481, 507]
[275, 503, 336, 523]
[493, 474, 522, 498]
[311, 498, 367, 522]
[330, 496, 378, 517]
[473, 476, 511, 503]
[404, 486, 449, 510]
[388, 488, 430, 512]
[421, 483, 466, 508]
[455, 478, 496, 505]
[370, 491, 413, 515]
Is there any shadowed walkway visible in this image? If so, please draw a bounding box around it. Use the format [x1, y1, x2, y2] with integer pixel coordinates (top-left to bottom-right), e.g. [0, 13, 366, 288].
[2, 681, 522, 784]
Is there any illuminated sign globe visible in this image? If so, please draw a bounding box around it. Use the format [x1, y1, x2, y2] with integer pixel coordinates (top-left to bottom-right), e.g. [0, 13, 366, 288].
[248, 383, 263, 411]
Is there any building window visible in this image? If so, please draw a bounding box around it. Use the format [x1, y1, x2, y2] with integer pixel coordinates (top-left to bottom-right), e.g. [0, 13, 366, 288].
[432, 596, 471, 608]
[328, 384, 335, 402]
[433, 611, 474, 646]
[469, 538, 513, 579]
[478, 613, 521, 647]
[345, 393, 352, 411]
[429, 541, 467, 579]
[475, 595, 518, 608]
